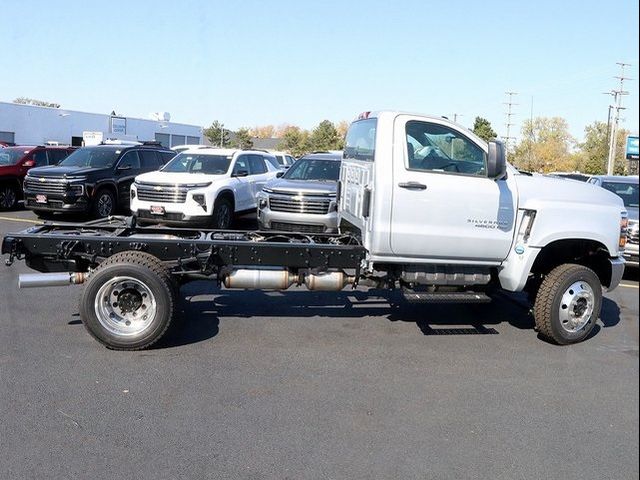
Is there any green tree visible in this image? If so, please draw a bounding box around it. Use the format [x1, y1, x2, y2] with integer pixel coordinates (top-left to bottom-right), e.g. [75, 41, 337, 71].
[472, 116, 497, 142]
[309, 120, 342, 151]
[203, 121, 230, 147]
[278, 126, 310, 157]
[231, 127, 254, 149]
[13, 97, 60, 108]
[510, 117, 576, 173]
[577, 121, 628, 175]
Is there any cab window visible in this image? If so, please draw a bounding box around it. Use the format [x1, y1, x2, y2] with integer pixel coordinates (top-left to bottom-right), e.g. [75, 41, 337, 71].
[118, 151, 140, 170]
[249, 155, 267, 174]
[405, 121, 486, 176]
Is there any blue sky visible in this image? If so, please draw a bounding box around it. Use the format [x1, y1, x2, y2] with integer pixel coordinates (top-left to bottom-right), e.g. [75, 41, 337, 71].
[2, 0, 638, 141]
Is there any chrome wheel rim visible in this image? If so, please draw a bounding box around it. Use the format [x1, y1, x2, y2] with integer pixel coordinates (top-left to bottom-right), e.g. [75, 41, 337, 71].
[94, 276, 158, 337]
[216, 204, 231, 228]
[97, 193, 113, 217]
[558, 281, 595, 333]
[0, 187, 16, 209]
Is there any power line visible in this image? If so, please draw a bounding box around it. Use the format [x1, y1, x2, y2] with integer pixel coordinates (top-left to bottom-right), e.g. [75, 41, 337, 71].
[606, 62, 632, 175]
[502, 91, 518, 149]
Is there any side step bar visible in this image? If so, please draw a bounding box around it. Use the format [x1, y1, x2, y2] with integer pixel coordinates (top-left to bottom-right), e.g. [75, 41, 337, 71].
[402, 290, 491, 304]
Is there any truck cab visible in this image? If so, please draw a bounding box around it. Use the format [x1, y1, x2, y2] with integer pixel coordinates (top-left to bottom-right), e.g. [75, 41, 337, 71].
[339, 111, 626, 343]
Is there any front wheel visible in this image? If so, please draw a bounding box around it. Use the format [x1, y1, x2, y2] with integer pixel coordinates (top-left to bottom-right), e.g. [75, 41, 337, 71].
[0, 184, 18, 210]
[92, 188, 116, 218]
[533, 264, 602, 345]
[211, 197, 234, 229]
[79, 251, 177, 350]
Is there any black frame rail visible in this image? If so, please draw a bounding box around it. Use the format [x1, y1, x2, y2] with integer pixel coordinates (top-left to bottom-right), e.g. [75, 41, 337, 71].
[2, 217, 366, 275]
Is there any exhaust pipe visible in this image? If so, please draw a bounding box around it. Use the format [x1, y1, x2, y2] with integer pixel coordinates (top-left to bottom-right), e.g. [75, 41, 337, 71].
[222, 268, 355, 291]
[18, 272, 87, 289]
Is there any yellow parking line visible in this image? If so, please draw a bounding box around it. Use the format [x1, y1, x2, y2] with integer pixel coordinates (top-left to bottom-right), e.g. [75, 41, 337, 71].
[0, 215, 40, 225]
[619, 283, 639, 289]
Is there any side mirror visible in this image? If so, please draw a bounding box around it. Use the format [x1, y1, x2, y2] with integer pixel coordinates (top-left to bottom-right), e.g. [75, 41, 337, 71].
[233, 169, 249, 177]
[276, 171, 284, 178]
[487, 140, 507, 179]
[23, 160, 35, 167]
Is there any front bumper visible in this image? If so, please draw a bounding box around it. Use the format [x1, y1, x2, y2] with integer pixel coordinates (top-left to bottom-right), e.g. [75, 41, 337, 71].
[607, 256, 626, 291]
[134, 209, 211, 226]
[258, 207, 339, 233]
[23, 192, 89, 213]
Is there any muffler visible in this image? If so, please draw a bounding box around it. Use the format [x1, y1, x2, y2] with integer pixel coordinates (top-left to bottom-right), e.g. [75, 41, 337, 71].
[304, 271, 355, 291]
[18, 272, 87, 289]
[222, 268, 297, 290]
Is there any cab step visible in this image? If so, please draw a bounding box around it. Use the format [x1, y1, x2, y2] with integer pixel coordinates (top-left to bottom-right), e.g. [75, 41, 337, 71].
[401, 290, 492, 304]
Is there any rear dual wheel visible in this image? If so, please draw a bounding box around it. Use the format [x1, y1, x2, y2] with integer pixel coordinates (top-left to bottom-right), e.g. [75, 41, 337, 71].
[79, 251, 177, 350]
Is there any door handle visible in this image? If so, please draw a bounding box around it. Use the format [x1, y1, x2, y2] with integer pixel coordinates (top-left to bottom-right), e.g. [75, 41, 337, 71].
[398, 182, 427, 190]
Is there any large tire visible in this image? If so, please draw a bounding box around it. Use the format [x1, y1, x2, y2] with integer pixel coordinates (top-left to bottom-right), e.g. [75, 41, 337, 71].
[533, 264, 602, 345]
[79, 251, 176, 350]
[0, 184, 18, 211]
[211, 196, 234, 229]
[92, 188, 116, 219]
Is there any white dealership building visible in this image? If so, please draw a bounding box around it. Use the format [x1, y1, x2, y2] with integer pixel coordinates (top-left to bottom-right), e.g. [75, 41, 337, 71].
[0, 101, 203, 148]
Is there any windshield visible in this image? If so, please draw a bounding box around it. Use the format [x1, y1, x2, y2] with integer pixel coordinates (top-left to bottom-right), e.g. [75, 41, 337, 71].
[59, 147, 120, 168]
[162, 153, 232, 174]
[602, 181, 639, 208]
[284, 158, 340, 181]
[0, 148, 29, 166]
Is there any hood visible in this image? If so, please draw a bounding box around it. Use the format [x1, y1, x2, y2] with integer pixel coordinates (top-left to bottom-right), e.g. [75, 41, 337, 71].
[515, 174, 625, 211]
[265, 178, 337, 196]
[27, 165, 110, 178]
[135, 171, 220, 185]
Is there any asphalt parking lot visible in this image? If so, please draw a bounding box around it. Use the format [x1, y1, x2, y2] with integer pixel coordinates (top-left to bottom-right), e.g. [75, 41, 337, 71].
[0, 208, 638, 480]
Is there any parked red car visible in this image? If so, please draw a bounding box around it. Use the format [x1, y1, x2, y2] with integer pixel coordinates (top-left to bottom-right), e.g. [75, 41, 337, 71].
[0, 145, 76, 210]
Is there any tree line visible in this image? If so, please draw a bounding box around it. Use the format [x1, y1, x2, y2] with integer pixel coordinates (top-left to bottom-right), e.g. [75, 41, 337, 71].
[471, 116, 631, 175]
[203, 120, 349, 155]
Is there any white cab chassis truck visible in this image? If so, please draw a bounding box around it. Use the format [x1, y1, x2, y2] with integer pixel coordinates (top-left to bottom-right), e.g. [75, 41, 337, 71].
[2, 111, 627, 350]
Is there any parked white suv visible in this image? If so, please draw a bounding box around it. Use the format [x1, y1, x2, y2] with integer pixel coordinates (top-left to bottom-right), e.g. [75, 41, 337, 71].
[130, 148, 280, 228]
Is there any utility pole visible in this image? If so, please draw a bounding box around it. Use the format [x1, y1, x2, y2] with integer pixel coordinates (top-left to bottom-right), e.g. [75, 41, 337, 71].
[606, 62, 632, 175]
[452, 113, 463, 123]
[502, 92, 518, 150]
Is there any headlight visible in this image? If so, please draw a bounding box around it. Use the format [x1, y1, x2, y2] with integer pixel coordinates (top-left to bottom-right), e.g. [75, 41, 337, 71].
[192, 193, 206, 210]
[68, 184, 84, 195]
[619, 215, 628, 250]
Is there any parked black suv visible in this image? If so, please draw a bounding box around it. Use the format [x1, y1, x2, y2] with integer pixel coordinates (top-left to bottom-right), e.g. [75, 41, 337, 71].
[23, 142, 175, 218]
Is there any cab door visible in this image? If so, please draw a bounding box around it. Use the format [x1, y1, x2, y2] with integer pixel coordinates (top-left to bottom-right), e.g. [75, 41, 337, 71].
[114, 151, 142, 207]
[247, 155, 271, 203]
[230, 155, 253, 211]
[390, 115, 516, 263]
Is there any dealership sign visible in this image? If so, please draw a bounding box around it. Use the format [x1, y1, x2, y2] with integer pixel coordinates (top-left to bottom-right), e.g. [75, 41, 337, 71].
[627, 135, 639, 160]
[83, 131, 103, 146]
[110, 117, 127, 135]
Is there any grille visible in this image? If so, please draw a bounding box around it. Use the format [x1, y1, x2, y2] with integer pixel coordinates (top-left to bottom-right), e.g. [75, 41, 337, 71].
[628, 222, 639, 245]
[268, 194, 331, 215]
[136, 183, 189, 203]
[24, 178, 67, 195]
[271, 222, 325, 233]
